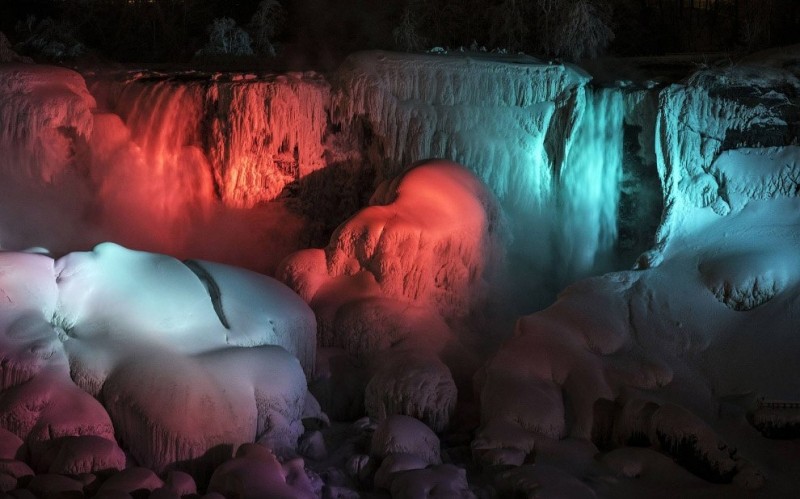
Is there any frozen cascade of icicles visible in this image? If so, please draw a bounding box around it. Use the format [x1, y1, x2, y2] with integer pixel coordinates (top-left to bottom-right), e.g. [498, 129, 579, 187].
[91, 73, 330, 209]
[555, 87, 624, 283]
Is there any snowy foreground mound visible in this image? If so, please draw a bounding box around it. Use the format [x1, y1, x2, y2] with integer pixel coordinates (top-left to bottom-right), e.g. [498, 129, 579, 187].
[0, 244, 317, 486]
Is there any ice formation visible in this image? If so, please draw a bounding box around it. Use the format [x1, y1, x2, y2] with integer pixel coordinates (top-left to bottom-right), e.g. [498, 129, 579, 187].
[0, 244, 316, 480]
[92, 71, 330, 208]
[476, 63, 800, 496]
[2, 48, 800, 498]
[333, 51, 626, 286]
[280, 160, 496, 428]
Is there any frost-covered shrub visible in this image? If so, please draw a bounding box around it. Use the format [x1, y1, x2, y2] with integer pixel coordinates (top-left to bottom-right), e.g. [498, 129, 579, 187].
[249, 0, 285, 56]
[199, 18, 253, 57]
[552, 0, 614, 61]
[393, 4, 427, 52]
[15, 18, 85, 61]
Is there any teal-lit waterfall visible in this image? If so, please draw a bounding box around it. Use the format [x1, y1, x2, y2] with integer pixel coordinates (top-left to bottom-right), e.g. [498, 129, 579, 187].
[556, 87, 624, 283]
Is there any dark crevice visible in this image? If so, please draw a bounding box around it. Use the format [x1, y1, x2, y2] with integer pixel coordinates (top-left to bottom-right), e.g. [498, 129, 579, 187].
[182, 259, 230, 330]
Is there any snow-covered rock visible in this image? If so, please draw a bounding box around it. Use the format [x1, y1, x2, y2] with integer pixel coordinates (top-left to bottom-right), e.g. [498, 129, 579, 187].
[96, 467, 164, 496]
[207, 444, 316, 499]
[370, 415, 441, 466]
[364, 352, 457, 432]
[388, 464, 474, 499]
[0, 243, 316, 477]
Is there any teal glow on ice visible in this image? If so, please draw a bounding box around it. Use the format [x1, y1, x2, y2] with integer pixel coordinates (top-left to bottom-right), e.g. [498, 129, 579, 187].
[557, 87, 624, 282]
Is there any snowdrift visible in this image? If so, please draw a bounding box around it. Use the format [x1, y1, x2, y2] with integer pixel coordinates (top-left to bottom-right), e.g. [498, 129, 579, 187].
[0, 244, 316, 479]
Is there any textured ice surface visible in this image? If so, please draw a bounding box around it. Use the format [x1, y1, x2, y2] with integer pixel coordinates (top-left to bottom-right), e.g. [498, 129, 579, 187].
[93, 71, 330, 208]
[478, 137, 800, 494]
[280, 160, 494, 426]
[334, 51, 625, 286]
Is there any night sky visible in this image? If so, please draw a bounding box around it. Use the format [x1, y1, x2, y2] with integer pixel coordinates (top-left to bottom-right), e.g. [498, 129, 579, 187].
[1, 0, 799, 68]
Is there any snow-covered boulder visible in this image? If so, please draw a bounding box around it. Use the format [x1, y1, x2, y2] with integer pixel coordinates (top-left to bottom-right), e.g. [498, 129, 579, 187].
[370, 415, 441, 466]
[0, 243, 316, 477]
[207, 444, 316, 499]
[282, 160, 501, 321]
[96, 467, 164, 496]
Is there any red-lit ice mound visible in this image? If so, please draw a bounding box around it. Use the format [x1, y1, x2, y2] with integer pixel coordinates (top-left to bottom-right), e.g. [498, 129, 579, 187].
[0, 244, 316, 478]
[280, 160, 500, 428]
[281, 159, 501, 321]
[476, 146, 800, 495]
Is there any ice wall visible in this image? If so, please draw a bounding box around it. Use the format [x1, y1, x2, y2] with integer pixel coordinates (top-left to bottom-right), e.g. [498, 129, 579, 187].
[93, 71, 330, 208]
[643, 65, 800, 266]
[0, 64, 95, 182]
[333, 51, 626, 289]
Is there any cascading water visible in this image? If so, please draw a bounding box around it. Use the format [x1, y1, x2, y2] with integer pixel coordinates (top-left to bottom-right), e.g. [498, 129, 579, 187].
[556, 87, 624, 284]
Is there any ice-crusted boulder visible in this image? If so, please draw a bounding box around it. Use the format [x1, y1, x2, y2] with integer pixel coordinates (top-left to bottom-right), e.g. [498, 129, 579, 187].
[0, 243, 317, 477]
[207, 444, 317, 499]
[280, 160, 497, 427]
[282, 160, 501, 320]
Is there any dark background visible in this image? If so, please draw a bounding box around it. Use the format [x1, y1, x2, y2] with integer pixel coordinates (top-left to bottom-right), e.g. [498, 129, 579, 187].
[1, 0, 799, 69]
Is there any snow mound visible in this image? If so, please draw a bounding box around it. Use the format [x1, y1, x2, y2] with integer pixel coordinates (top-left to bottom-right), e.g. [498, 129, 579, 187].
[280, 159, 500, 317]
[365, 353, 457, 432]
[0, 244, 316, 477]
[207, 444, 316, 499]
[370, 415, 441, 466]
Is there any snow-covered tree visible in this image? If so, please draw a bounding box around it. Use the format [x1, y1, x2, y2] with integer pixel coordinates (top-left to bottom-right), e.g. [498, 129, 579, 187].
[249, 0, 285, 57]
[393, 3, 427, 52]
[199, 17, 253, 57]
[552, 0, 614, 61]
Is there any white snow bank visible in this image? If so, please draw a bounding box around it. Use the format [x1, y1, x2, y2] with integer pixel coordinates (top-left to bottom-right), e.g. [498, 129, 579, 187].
[0, 243, 316, 476]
